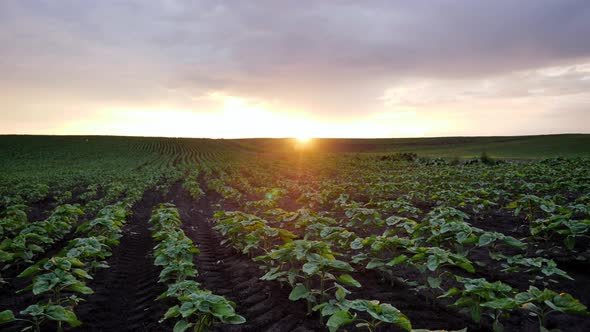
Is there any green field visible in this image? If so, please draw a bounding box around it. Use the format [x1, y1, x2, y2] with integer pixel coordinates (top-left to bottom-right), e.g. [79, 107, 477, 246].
[1, 134, 589, 332]
[3, 134, 589, 160]
[234, 134, 590, 158]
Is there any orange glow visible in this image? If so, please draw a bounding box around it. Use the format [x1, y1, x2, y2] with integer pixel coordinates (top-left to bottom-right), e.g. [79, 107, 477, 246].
[295, 136, 311, 144]
[49, 91, 455, 138]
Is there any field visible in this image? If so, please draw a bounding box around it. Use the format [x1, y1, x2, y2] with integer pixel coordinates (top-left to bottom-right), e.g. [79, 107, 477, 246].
[1, 135, 590, 332]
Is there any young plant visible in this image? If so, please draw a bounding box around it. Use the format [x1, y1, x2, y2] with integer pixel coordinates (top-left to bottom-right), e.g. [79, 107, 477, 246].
[0, 304, 82, 332]
[313, 287, 412, 332]
[516, 286, 589, 332]
[350, 233, 413, 287]
[506, 195, 557, 222]
[16, 256, 92, 331]
[159, 280, 245, 332]
[440, 277, 516, 331]
[151, 204, 245, 331]
[410, 246, 475, 283]
[257, 239, 360, 315]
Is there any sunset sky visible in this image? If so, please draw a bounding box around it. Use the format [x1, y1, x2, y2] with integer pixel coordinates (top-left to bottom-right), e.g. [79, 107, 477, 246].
[1, 0, 589, 138]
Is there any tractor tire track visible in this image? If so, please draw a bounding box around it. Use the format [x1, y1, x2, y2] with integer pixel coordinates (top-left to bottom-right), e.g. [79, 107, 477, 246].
[74, 190, 169, 332]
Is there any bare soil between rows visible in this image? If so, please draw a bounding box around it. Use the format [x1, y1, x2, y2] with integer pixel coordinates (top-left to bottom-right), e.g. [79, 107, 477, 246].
[73, 189, 170, 331]
[3, 184, 589, 331]
[165, 183, 483, 332]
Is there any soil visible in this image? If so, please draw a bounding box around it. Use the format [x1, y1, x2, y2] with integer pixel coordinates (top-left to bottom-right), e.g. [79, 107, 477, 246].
[3, 184, 589, 331]
[164, 182, 485, 332]
[165, 182, 323, 332]
[73, 189, 170, 331]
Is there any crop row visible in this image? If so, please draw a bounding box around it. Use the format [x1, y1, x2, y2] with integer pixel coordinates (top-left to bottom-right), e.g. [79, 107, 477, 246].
[213, 210, 414, 332]
[201, 155, 590, 331]
[148, 203, 245, 332]
[1, 204, 84, 278]
[0, 202, 129, 331]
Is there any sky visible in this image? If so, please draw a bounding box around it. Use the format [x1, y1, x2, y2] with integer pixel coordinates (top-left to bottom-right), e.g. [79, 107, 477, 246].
[1, 0, 589, 138]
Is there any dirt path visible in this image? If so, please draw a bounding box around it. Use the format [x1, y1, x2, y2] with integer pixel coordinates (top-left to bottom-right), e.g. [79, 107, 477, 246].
[74, 190, 168, 331]
[165, 183, 323, 332]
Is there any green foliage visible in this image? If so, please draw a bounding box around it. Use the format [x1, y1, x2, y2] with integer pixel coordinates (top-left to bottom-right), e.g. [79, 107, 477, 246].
[183, 167, 205, 200]
[315, 290, 412, 332]
[1, 204, 83, 268]
[151, 204, 245, 331]
[213, 211, 296, 256]
[516, 287, 590, 330]
[440, 277, 515, 331]
[2, 203, 130, 331]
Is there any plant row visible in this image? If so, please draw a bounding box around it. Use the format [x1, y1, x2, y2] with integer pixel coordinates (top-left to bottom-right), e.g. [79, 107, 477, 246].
[0, 202, 129, 331]
[149, 203, 245, 332]
[214, 210, 414, 332]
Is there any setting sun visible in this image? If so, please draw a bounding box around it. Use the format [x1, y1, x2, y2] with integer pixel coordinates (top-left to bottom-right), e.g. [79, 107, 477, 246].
[295, 136, 312, 144]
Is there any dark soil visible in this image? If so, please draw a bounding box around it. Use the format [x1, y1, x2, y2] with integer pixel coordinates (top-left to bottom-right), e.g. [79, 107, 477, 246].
[165, 182, 323, 332]
[3, 183, 589, 332]
[165, 182, 489, 332]
[73, 189, 169, 332]
[25, 196, 56, 222]
[468, 215, 590, 332]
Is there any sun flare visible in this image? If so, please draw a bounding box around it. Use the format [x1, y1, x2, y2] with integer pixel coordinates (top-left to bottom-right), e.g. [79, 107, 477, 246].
[295, 136, 312, 144]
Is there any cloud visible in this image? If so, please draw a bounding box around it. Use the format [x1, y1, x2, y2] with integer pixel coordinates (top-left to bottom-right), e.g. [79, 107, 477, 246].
[0, 0, 589, 136]
[380, 63, 590, 107]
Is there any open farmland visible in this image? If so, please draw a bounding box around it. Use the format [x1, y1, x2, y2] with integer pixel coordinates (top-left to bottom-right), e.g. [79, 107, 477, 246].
[1, 135, 590, 332]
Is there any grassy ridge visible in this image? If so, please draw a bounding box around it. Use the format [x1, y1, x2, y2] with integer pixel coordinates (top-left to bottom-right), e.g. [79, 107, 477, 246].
[1, 134, 589, 159]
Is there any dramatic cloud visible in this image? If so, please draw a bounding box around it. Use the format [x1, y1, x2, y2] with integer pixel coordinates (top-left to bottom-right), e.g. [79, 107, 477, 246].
[0, 0, 589, 137]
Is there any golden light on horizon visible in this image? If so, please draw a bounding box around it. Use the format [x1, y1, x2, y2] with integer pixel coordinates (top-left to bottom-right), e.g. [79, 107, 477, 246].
[294, 136, 314, 151]
[51, 91, 453, 138]
[295, 136, 312, 144]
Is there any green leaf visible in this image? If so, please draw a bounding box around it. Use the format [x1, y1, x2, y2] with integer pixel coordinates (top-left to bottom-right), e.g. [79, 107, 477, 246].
[550, 292, 589, 314]
[336, 274, 361, 288]
[32, 279, 52, 295]
[457, 261, 475, 273]
[260, 267, 285, 281]
[20, 304, 44, 316]
[427, 277, 441, 289]
[73, 268, 93, 280]
[387, 254, 408, 266]
[478, 233, 496, 246]
[302, 262, 320, 275]
[17, 263, 41, 278]
[350, 238, 363, 250]
[161, 305, 180, 322]
[69, 283, 94, 295]
[367, 303, 412, 331]
[366, 259, 384, 269]
[0, 310, 15, 324]
[335, 287, 347, 301]
[289, 284, 310, 301]
[426, 255, 439, 271]
[503, 236, 526, 249]
[223, 314, 246, 324]
[45, 305, 82, 327]
[210, 300, 235, 318]
[326, 310, 355, 332]
[326, 259, 353, 271]
[173, 319, 191, 332]
[481, 298, 517, 310]
[439, 287, 460, 298]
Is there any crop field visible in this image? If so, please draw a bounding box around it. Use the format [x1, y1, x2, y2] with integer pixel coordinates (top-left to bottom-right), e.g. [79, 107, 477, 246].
[1, 135, 590, 332]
